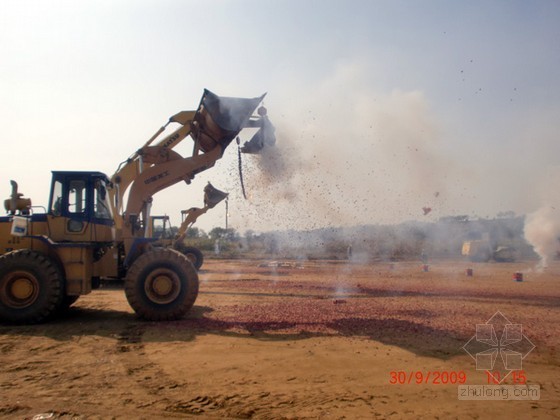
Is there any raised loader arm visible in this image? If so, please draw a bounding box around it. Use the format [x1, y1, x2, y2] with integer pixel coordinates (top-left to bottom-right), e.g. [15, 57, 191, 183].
[108, 89, 275, 255]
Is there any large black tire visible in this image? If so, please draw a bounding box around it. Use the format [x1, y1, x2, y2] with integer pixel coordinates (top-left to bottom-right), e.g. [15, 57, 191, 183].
[124, 248, 199, 321]
[175, 244, 204, 270]
[57, 295, 80, 313]
[0, 250, 64, 324]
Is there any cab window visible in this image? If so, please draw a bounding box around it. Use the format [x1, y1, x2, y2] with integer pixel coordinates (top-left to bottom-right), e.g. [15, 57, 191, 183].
[50, 180, 63, 216]
[68, 180, 87, 214]
[94, 180, 113, 220]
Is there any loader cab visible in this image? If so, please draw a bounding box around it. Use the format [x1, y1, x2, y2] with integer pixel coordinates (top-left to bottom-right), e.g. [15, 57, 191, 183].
[48, 171, 115, 243]
[148, 215, 173, 240]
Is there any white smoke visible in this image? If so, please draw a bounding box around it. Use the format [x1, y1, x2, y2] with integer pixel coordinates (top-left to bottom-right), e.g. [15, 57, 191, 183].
[524, 206, 560, 270]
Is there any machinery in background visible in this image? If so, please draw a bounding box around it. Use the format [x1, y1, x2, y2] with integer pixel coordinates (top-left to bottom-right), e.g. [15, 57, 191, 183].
[148, 182, 228, 270]
[461, 238, 517, 262]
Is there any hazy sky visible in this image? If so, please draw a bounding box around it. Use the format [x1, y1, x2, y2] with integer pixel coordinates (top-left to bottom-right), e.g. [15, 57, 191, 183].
[2, 0, 560, 233]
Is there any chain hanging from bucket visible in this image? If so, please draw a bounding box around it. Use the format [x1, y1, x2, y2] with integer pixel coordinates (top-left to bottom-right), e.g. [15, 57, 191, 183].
[236, 136, 247, 200]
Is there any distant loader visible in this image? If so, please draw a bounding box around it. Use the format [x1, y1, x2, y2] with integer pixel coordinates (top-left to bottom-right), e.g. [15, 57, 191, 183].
[148, 182, 228, 270]
[461, 239, 516, 262]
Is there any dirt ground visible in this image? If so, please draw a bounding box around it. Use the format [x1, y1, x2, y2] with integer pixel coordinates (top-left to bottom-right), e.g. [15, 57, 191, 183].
[1, 258, 559, 419]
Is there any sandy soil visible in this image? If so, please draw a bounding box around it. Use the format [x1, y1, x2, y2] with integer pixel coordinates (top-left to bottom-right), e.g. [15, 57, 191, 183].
[1, 258, 559, 419]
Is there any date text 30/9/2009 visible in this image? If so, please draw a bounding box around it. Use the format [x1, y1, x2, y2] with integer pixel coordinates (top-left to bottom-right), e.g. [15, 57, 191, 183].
[389, 371, 467, 385]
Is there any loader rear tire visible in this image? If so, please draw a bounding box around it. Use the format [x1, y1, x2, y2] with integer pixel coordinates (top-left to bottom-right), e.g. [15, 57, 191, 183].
[0, 250, 64, 324]
[125, 248, 199, 321]
[175, 245, 204, 270]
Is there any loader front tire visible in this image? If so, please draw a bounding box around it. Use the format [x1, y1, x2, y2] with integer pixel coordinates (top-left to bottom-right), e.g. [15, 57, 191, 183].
[125, 248, 199, 321]
[0, 250, 64, 324]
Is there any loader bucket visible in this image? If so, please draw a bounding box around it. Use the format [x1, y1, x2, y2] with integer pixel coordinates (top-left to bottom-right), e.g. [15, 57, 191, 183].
[204, 182, 228, 209]
[193, 89, 266, 153]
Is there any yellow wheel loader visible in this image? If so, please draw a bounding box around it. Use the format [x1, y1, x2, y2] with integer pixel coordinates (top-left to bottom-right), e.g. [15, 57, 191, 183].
[0, 89, 275, 323]
[461, 239, 517, 262]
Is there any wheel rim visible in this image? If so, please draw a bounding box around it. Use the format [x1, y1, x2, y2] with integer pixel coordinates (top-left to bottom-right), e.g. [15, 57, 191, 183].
[1, 271, 40, 308]
[144, 268, 181, 305]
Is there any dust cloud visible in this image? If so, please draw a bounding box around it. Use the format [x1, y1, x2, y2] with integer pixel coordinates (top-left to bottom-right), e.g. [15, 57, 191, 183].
[523, 166, 560, 270]
[230, 62, 465, 233]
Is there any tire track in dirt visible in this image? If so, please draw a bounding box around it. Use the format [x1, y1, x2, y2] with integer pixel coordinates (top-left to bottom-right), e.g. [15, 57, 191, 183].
[112, 323, 273, 417]
[112, 325, 365, 418]
[111, 322, 202, 414]
[0, 323, 423, 419]
[163, 389, 384, 418]
[0, 337, 33, 417]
